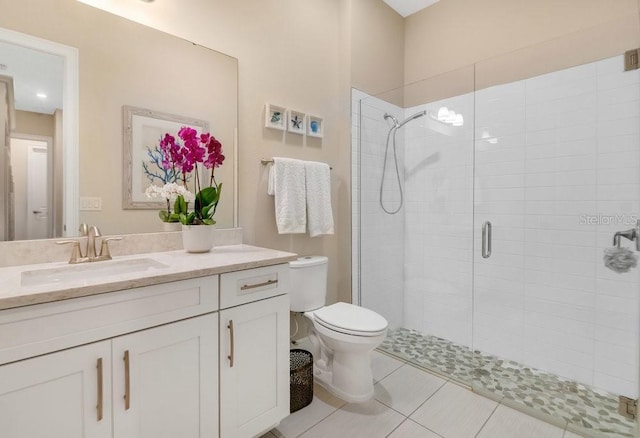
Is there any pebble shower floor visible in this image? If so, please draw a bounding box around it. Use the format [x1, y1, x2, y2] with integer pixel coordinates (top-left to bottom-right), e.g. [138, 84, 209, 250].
[379, 328, 637, 438]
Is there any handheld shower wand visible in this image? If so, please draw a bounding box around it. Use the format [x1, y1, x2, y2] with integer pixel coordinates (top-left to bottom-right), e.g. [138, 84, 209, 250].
[379, 110, 427, 214]
[398, 110, 426, 127]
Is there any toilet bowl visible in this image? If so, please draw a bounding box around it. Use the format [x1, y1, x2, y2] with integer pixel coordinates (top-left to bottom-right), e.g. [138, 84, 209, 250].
[289, 256, 388, 403]
[304, 302, 387, 402]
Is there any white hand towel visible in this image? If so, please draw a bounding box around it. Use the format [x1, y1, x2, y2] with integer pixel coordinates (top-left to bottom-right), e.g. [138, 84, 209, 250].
[267, 164, 275, 196]
[272, 157, 306, 234]
[304, 161, 334, 237]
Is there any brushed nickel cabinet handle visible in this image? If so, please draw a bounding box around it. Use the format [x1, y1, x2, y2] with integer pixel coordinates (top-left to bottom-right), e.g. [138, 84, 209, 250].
[228, 320, 235, 367]
[96, 357, 103, 421]
[124, 350, 131, 410]
[240, 279, 277, 291]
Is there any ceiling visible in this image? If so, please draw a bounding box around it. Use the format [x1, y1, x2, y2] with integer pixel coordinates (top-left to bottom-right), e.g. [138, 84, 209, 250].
[0, 41, 64, 115]
[382, 0, 440, 17]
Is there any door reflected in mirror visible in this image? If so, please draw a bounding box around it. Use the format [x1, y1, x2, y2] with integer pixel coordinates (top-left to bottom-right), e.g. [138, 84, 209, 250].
[11, 136, 54, 240]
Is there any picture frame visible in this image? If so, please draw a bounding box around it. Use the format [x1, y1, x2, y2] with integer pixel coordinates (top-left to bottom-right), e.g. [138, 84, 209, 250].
[307, 115, 324, 138]
[123, 105, 209, 209]
[287, 109, 306, 135]
[265, 103, 286, 131]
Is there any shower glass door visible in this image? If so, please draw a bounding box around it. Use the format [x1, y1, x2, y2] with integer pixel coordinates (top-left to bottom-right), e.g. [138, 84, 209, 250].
[472, 44, 640, 437]
[353, 36, 640, 438]
[354, 66, 477, 381]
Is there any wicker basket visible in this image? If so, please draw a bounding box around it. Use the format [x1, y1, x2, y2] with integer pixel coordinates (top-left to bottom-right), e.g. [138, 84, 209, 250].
[290, 349, 313, 413]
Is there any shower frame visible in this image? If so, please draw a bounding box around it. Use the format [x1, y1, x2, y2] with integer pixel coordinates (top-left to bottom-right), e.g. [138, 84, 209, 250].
[353, 47, 640, 437]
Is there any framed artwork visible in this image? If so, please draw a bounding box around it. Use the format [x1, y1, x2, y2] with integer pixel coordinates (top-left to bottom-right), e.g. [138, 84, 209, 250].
[307, 115, 324, 138]
[265, 103, 287, 130]
[123, 105, 209, 209]
[287, 109, 306, 135]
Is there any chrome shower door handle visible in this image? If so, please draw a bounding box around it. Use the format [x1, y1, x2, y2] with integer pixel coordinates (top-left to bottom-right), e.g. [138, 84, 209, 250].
[482, 221, 492, 259]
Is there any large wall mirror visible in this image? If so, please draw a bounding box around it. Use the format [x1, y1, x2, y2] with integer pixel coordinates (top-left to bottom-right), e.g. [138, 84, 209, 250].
[0, 0, 238, 241]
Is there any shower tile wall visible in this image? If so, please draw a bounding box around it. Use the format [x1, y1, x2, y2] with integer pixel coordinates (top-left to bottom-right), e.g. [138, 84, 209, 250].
[352, 88, 405, 329]
[402, 95, 475, 348]
[354, 54, 639, 400]
[472, 55, 639, 398]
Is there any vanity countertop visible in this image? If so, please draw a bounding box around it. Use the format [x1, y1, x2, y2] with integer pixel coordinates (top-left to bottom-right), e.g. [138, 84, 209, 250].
[0, 244, 297, 311]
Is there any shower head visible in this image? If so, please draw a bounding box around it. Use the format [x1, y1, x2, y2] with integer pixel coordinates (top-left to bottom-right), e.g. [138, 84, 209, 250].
[398, 110, 426, 128]
[383, 110, 426, 129]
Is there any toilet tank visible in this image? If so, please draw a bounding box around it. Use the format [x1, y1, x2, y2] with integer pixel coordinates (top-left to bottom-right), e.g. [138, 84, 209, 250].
[289, 256, 328, 312]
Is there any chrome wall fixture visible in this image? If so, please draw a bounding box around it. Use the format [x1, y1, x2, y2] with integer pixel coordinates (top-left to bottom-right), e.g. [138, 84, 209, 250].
[613, 220, 640, 251]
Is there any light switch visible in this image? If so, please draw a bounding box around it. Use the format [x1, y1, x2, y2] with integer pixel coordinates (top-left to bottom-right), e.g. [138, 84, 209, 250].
[80, 196, 102, 211]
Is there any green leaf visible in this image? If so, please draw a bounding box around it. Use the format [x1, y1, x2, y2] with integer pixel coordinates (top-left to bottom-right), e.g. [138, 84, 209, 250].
[196, 186, 219, 209]
[159, 210, 180, 223]
[174, 195, 188, 215]
[178, 212, 196, 225]
[201, 202, 217, 219]
[193, 184, 222, 222]
[215, 183, 223, 203]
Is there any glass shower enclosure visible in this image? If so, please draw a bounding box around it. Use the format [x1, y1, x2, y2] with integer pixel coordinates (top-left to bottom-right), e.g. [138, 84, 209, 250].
[353, 40, 640, 438]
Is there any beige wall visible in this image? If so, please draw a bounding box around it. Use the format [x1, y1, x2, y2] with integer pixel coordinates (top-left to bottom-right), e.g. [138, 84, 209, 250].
[350, 0, 405, 99]
[14, 110, 55, 138]
[406, 0, 640, 87]
[77, 0, 351, 304]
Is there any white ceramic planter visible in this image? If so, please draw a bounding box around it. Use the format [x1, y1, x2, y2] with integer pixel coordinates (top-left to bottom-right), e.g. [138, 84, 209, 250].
[162, 222, 182, 232]
[181, 224, 215, 253]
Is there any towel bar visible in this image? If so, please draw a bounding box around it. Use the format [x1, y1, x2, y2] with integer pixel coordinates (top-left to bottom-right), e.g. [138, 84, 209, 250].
[261, 158, 332, 169]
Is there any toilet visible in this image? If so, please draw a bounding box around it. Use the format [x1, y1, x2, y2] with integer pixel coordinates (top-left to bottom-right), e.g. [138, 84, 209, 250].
[289, 256, 388, 403]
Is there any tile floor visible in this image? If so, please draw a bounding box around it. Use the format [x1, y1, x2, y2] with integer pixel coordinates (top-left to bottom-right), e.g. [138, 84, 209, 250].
[380, 328, 636, 438]
[264, 348, 591, 438]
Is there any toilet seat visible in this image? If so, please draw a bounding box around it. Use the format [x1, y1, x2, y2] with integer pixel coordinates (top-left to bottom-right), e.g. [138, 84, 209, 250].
[313, 302, 387, 337]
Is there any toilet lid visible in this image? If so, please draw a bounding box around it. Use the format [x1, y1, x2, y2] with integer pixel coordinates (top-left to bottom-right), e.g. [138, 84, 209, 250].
[313, 302, 388, 336]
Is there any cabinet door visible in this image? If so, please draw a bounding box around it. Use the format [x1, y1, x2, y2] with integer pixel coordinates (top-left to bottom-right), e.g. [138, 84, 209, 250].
[112, 313, 218, 438]
[0, 340, 112, 438]
[220, 294, 290, 438]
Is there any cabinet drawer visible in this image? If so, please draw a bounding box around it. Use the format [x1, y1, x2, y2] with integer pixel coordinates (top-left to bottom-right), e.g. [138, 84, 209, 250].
[0, 276, 218, 365]
[219, 264, 289, 309]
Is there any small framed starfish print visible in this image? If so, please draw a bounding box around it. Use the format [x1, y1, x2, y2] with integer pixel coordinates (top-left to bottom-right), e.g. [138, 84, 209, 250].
[287, 109, 306, 135]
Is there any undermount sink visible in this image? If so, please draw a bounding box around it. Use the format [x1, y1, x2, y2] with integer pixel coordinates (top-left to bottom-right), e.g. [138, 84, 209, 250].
[21, 258, 169, 287]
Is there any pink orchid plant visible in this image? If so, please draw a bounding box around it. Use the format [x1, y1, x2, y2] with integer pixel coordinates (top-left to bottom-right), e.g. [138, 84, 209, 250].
[147, 127, 225, 225]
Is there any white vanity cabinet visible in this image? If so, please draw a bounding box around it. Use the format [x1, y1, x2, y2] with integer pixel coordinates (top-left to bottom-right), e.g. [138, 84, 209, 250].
[0, 314, 217, 438]
[0, 276, 219, 438]
[0, 340, 113, 438]
[0, 253, 294, 438]
[219, 265, 290, 438]
[112, 313, 218, 438]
